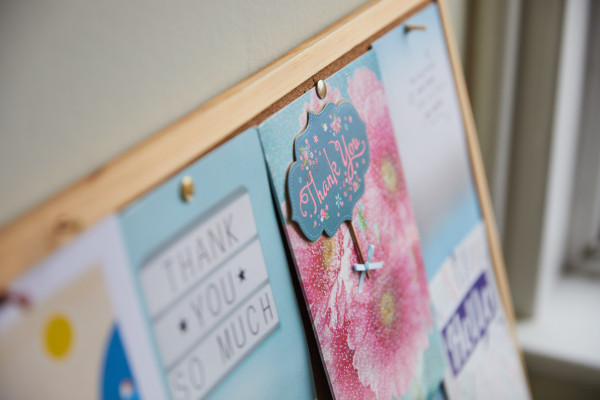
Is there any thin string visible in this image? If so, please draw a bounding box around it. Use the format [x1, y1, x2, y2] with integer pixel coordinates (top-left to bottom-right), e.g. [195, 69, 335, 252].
[347, 220, 370, 279]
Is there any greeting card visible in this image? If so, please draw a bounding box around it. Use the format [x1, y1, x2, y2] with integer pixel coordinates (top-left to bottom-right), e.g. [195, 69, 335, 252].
[259, 51, 446, 400]
[119, 128, 315, 400]
[374, 4, 530, 399]
[0, 217, 160, 400]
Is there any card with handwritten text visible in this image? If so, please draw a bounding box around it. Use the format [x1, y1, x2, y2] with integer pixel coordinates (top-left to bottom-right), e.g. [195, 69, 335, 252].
[374, 4, 530, 399]
[120, 129, 315, 400]
[258, 51, 446, 400]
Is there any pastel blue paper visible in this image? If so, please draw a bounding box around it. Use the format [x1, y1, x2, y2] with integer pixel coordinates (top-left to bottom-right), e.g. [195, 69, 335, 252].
[119, 129, 315, 400]
[288, 101, 369, 241]
[373, 3, 482, 280]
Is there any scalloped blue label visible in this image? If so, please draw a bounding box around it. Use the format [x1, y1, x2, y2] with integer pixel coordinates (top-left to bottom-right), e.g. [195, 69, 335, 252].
[287, 101, 370, 241]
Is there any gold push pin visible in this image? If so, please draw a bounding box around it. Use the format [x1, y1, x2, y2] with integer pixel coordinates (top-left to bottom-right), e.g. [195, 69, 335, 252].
[181, 176, 194, 202]
[404, 25, 427, 33]
[53, 214, 83, 245]
[54, 215, 83, 236]
[316, 80, 327, 99]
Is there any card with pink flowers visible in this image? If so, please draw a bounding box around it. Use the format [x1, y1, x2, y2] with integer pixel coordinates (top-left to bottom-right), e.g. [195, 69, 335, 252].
[258, 51, 446, 400]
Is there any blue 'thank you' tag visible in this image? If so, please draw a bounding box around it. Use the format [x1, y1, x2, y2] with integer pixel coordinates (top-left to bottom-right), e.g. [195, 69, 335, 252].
[287, 101, 370, 241]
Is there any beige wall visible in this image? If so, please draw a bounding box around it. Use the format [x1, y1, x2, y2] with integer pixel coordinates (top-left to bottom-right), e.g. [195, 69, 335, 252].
[0, 0, 468, 226]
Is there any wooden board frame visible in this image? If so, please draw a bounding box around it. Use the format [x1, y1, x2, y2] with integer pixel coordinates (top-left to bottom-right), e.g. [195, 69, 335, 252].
[0, 0, 518, 344]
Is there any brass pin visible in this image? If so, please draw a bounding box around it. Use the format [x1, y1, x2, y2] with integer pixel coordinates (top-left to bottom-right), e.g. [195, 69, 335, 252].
[316, 80, 327, 99]
[404, 25, 427, 33]
[181, 176, 194, 202]
[54, 215, 83, 236]
[348, 221, 370, 279]
[53, 215, 84, 246]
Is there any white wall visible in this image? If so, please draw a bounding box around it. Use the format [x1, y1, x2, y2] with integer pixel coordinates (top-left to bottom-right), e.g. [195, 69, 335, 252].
[0, 0, 468, 226]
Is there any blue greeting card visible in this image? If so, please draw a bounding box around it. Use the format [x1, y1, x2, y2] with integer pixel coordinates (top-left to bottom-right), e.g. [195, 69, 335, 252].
[374, 4, 530, 399]
[119, 129, 315, 399]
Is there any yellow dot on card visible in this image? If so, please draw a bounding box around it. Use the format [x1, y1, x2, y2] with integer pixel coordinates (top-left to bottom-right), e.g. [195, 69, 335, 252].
[322, 236, 338, 270]
[381, 158, 397, 191]
[44, 314, 73, 360]
[380, 291, 395, 328]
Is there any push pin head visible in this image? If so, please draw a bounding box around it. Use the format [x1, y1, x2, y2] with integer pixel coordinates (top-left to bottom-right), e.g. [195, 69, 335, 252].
[181, 176, 194, 202]
[404, 25, 427, 34]
[52, 215, 83, 246]
[54, 215, 83, 241]
[316, 80, 327, 99]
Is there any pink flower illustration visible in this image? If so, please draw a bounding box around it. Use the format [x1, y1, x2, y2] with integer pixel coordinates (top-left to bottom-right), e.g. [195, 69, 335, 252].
[330, 116, 342, 133]
[345, 65, 432, 398]
[284, 208, 358, 332]
[320, 209, 328, 221]
[347, 67, 387, 129]
[320, 318, 377, 400]
[348, 67, 408, 211]
[281, 65, 433, 400]
[346, 246, 431, 398]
